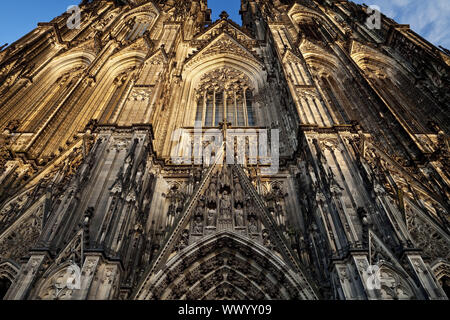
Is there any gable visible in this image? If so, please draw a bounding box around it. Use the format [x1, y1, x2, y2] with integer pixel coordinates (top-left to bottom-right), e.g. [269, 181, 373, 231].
[184, 33, 263, 71]
[196, 19, 255, 44]
[132, 145, 319, 299]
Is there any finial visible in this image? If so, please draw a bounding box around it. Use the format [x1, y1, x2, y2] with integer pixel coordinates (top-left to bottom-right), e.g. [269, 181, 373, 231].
[219, 11, 229, 20]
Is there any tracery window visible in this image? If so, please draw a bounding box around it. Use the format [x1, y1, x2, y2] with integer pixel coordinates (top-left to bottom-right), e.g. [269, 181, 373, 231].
[194, 67, 256, 127]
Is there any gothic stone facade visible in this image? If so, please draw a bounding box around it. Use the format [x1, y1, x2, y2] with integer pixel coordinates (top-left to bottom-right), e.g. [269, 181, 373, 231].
[0, 0, 449, 300]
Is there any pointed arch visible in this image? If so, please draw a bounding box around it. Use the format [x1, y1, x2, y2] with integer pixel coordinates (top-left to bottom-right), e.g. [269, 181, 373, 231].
[24, 51, 146, 159]
[302, 51, 357, 124]
[0, 260, 20, 283]
[351, 41, 448, 133]
[181, 42, 266, 128]
[183, 33, 264, 78]
[431, 260, 450, 298]
[134, 231, 318, 300]
[350, 42, 408, 79]
[367, 230, 424, 299]
[0, 50, 95, 132]
[111, 1, 160, 42]
[31, 260, 82, 300]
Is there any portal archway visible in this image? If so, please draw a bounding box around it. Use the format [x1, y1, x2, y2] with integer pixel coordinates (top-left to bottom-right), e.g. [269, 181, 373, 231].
[136, 231, 317, 300]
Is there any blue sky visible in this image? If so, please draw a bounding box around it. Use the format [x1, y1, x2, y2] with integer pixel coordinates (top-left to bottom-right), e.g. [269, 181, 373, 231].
[353, 0, 450, 49]
[0, 0, 448, 49]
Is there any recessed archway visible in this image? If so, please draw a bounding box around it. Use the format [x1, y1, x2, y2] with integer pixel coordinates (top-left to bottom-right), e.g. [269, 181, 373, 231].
[134, 231, 318, 300]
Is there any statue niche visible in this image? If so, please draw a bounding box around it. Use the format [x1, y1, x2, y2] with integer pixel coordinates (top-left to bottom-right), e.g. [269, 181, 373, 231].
[235, 204, 245, 227]
[207, 174, 218, 208]
[220, 191, 232, 219]
[233, 175, 244, 206]
[164, 184, 185, 230]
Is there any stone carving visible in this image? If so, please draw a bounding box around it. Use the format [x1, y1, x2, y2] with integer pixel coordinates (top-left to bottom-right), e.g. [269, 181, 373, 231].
[233, 178, 244, 205]
[0, 206, 43, 262]
[164, 184, 185, 229]
[192, 216, 204, 235]
[196, 66, 252, 98]
[406, 209, 450, 261]
[235, 204, 244, 227]
[377, 267, 414, 300]
[207, 175, 218, 204]
[128, 88, 152, 101]
[200, 36, 255, 63]
[248, 217, 258, 234]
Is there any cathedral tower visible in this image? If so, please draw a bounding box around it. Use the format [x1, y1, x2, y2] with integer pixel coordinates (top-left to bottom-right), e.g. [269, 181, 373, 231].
[0, 0, 448, 300]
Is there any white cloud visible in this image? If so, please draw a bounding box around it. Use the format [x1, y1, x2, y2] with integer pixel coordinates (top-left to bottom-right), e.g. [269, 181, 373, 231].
[354, 0, 450, 48]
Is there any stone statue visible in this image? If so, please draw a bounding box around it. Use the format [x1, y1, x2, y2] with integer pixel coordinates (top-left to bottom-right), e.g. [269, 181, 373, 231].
[220, 191, 232, 218]
[262, 230, 272, 248]
[195, 201, 204, 218]
[193, 216, 203, 234]
[208, 175, 218, 202]
[207, 208, 216, 226]
[220, 166, 231, 189]
[235, 204, 244, 226]
[234, 179, 244, 204]
[249, 217, 258, 234]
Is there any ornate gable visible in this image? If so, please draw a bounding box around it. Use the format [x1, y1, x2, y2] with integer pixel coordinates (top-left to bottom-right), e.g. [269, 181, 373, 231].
[133, 158, 318, 300]
[195, 19, 255, 45]
[184, 33, 263, 71]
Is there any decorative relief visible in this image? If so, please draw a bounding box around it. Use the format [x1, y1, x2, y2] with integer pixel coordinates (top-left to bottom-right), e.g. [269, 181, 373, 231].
[146, 238, 302, 300]
[377, 266, 415, 300]
[295, 87, 320, 100]
[0, 205, 44, 262]
[186, 34, 261, 69]
[0, 0, 448, 302]
[164, 182, 186, 231]
[128, 88, 153, 101]
[36, 264, 81, 300]
[196, 66, 252, 98]
[204, 38, 249, 57]
[406, 209, 450, 261]
[174, 165, 282, 250]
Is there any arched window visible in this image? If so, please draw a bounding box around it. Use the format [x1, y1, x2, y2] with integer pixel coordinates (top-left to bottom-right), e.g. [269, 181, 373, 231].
[194, 67, 256, 127]
[245, 90, 255, 126]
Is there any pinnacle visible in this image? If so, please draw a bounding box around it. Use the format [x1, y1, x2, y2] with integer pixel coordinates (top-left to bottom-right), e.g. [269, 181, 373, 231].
[219, 11, 230, 20]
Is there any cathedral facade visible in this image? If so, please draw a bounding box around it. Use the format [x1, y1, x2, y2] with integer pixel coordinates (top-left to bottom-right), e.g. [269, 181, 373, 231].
[0, 0, 449, 300]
